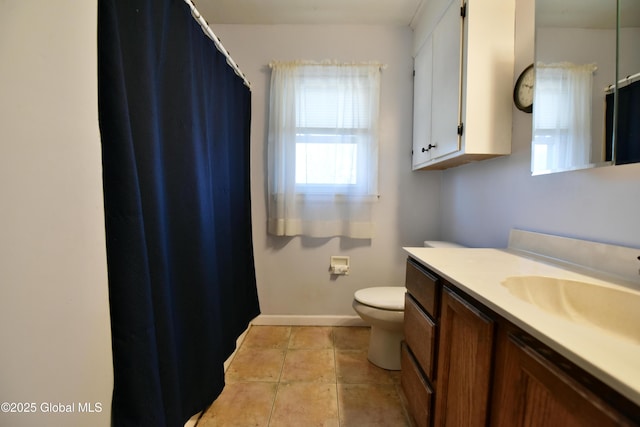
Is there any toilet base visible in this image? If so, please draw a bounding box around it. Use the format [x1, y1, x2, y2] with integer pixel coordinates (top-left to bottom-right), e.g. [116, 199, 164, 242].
[367, 326, 403, 370]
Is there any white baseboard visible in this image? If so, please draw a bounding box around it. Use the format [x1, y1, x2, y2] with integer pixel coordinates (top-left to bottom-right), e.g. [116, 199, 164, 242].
[251, 314, 367, 327]
[185, 413, 200, 427]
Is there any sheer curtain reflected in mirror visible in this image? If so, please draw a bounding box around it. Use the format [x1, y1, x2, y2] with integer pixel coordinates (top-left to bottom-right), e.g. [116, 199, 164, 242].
[533, 63, 597, 174]
[532, 0, 618, 175]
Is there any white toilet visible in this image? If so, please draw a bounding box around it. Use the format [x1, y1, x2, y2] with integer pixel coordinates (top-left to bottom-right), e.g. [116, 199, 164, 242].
[352, 286, 406, 370]
[352, 241, 465, 370]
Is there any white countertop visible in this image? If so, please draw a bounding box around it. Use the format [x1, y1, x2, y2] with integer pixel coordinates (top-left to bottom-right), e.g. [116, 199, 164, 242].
[403, 246, 640, 407]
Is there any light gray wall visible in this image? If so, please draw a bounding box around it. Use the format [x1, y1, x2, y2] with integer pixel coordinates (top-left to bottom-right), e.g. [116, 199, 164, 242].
[620, 27, 640, 78]
[213, 25, 442, 316]
[0, 1, 113, 426]
[440, 0, 640, 249]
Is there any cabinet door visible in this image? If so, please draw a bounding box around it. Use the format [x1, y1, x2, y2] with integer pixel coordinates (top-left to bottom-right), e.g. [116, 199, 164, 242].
[434, 286, 494, 427]
[412, 34, 433, 168]
[491, 333, 637, 427]
[430, 0, 463, 159]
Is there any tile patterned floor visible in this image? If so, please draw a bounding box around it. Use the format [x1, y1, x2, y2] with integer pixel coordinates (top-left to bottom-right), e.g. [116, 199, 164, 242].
[197, 326, 412, 427]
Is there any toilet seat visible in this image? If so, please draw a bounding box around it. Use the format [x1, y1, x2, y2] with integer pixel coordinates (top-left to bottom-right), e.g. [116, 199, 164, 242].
[354, 287, 406, 310]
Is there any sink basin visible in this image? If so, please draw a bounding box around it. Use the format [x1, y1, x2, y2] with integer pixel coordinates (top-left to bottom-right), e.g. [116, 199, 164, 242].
[501, 276, 640, 343]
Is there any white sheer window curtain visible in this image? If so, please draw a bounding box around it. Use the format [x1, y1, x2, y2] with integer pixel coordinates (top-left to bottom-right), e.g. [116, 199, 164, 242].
[267, 61, 382, 238]
[532, 62, 597, 174]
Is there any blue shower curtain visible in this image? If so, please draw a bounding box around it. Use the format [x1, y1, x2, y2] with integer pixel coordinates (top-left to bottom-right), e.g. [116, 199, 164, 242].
[97, 0, 260, 425]
[605, 80, 640, 164]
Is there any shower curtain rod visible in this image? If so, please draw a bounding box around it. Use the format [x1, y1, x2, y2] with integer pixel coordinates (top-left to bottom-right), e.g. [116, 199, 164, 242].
[183, 0, 251, 89]
[269, 60, 388, 69]
[605, 71, 640, 93]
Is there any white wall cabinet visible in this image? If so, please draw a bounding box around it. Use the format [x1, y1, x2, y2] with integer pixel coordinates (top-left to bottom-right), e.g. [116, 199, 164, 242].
[413, 0, 461, 167]
[412, 33, 434, 166]
[412, 0, 515, 170]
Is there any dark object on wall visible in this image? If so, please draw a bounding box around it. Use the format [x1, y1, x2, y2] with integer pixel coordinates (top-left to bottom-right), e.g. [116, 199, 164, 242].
[513, 64, 534, 113]
[615, 80, 640, 165]
[605, 91, 614, 162]
[605, 79, 640, 164]
[98, 0, 260, 425]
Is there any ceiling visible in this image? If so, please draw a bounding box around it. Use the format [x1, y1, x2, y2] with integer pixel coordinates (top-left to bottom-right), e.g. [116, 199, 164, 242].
[195, 0, 425, 26]
[538, 0, 614, 28]
[196, 0, 640, 29]
[538, 0, 640, 29]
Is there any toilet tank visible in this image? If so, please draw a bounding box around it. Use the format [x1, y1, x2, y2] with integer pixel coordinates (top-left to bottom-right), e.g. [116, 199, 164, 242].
[423, 241, 466, 248]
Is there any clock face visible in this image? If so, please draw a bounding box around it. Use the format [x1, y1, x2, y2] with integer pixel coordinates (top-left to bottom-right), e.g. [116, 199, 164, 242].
[514, 65, 534, 113]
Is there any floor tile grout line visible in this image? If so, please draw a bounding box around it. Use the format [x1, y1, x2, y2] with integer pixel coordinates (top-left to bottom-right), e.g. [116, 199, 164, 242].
[395, 382, 413, 427]
[266, 326, 292, 426]
[332, 327, 342, 426]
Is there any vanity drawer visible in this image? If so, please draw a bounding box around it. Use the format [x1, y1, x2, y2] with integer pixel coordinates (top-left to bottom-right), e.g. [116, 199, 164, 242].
[401, 342, 434, 427]
[404, 294, 437, 379]
[406, 258, 440, 317]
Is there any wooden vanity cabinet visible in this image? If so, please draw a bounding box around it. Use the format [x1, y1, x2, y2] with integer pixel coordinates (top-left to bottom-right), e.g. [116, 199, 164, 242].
[405, 258, 440, 316]
[401, 342, 434, 427]
[401, 256, 640, 427]
[434, 286, 495, 427]
[402, 259, 441, 427]
[405, 294, 437, 379]
[402, 259, 495, 427]
[491, 327, 639, 427]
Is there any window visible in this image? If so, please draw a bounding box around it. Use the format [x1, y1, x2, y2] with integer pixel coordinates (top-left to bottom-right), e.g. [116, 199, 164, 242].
[267, 61, 382, 238]
[532, 63, 596, 174]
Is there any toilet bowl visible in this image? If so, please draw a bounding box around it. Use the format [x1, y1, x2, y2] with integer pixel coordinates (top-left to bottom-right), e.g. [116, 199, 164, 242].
[352, 286, 406, 370]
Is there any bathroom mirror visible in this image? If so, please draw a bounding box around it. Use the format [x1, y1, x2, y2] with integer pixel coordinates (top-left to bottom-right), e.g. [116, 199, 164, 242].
[532, 0, 640, 175]
[616, 0, 640, 165]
